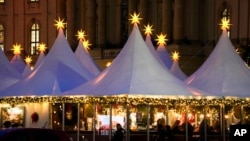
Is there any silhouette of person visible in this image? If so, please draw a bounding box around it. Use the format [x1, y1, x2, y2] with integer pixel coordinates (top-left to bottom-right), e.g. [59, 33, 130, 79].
[112, 123, 125, 141]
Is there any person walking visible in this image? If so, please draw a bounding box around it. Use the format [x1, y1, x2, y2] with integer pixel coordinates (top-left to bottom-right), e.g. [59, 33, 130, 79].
[111, 123, 125, 141]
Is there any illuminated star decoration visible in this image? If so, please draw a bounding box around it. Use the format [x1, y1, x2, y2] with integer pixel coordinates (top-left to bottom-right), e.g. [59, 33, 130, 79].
[129, 12, 142, 25]
[83, 40, 91, 50]
[219, 18, 231, 30]
[156, 33, 168, 46]
[25, 56, 32, 64]
[12, 43, 22, 55]
[38, 43, 47, 53]
[54, 17, 66, 29]
[76, 30, 86, 40]
[171, 51, 180, 62]
[144, 24, 154, 35]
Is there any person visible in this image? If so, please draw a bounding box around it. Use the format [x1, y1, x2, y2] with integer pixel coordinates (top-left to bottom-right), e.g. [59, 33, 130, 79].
[165, 125, 173, 141]
[111, 123, 125, 141]
[199, 119, 211, 141]
[179, 121, 194, 137]
[3, 121, 11, 129]
[172, 120, 182, 134]
[156, 123, 165, 141]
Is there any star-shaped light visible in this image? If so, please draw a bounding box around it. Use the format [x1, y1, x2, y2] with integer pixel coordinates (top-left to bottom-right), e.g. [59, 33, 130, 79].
[156, 33, 168, 46]
[171, 51, 180, 62]
[106, 62, 112, 67]
[83, 40, 91, 50]
[144, 24, 154, 35]
[12, 43, 22, 55]
[129, 12, 142, 25]
[25, 56, 32, 64]
[38, 43, 47, 53]
[219, 18, 231, 30]
[54, 17, 66, 29]
[76, 30, 86, 40]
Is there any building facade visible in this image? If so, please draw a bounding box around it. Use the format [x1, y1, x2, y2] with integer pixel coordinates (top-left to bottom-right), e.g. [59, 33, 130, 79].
[0, 0, 250, 75]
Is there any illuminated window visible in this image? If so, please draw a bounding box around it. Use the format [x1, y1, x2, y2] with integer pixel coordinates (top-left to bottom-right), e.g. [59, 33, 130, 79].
[29, 0, 39, 2]
[0, 0, 4, 3]
[222, 8, 231, 36]
[0, 24, 4, 51]
[30, 23, 39, 55]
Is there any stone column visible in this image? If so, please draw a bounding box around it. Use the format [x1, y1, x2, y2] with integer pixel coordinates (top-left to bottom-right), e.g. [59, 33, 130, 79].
[162, 0, 172, 40]
[97, 0, 106, 48]
[173, 0, 184, 43]
[66, 0, 75, 47]
[138, 0, 149, 29]
[86, 0, 96, 47]
[128, 0, 137, 32]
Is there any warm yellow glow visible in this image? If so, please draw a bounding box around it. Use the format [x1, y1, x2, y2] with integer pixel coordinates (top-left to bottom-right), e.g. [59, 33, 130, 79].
[83, 40, 91, 50]
[25, 56, 32, 64]
[219, 18, 231, 30]
[38, 43, 47, 53]
[54, 17, 66, 29]
[76, 30, 86, 40]
[171, 51, 180, 61]
[12, 43, 22, 55]
[144, 24, 154, 35]
[106, 62, 112, 67]
[129, 12, 142, 25]
[156, 33, 168, 46]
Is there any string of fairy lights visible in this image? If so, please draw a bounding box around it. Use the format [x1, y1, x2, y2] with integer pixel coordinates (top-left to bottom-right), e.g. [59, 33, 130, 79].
[1, 14, 250, 108]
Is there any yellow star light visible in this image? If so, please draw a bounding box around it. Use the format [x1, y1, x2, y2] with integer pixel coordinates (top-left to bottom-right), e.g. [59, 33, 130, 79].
[144, 24, 154, 35]
[83, 40, 91, 50]
[156, 33, 168, 46]
[38, 43, 47, 53]
[25, 56, 32, 64]
[76, 30, 86, 40]
[12, 43, 22, 55]
[219, 18, 231, 30]
[129, 12, 142, 25]
[171, 51, 180, 62]
[54, 17, 66, 29]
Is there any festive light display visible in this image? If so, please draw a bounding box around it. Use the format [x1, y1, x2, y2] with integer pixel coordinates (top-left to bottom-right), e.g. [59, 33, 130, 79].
[144, 24, 154, 35]
[12, 43, 22, 55]
[171, 51, 179, 62]
[219, 18, 231, 30]
[76, 30, 86, 40]
[129, 12, 142, 25]
[38, 43, 47, 53]
[156, 33, 168, 46]
[54, 17, 66, 29]
[83, 40, 91, 51]
[24, 56, 32, 64]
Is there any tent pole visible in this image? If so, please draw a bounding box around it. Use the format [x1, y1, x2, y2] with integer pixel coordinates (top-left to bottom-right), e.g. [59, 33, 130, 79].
[126, 103, 130, 141]
[109, 104, 112, 141]
[221, 104, 226, 141]
[204, 105, 207, 141]
[147, 105, 150, 141]
[166, 104, 169, 125]
[77, 103, 80, 141]
[62, 103, 65, 131]
[185, 105, 188, 141]
[93, 103, 96, 141]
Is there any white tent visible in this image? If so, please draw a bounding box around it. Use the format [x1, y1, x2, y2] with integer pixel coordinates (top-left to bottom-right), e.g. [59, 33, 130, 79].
[65, 24, 207, 98]
[33, 52, 45, 70]
[144, 34, 167, 69]
[185, 29, 250, 97]
[156, 44, 173, 69]
[170, 61, 187, 81]
[0, 49, 22, 91]
[10, 54, 26, 74]
[22, 63, 32, 77]
[0, 28, 95, 97]
[75, 39, 101, 76]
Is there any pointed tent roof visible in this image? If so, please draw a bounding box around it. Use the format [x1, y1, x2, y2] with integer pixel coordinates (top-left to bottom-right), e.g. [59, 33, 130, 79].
[0, 49, 22, 91]
[65, 25, 204, 98]
[156, 44, 173, 69]
[170, 61, 187, 81]
[185, 29, 250, 97]
[145, 35, 167, 69]
[75, 39, 101, 76]
[34, 52, 45, 70]
[22, 64, 32, 77]
[0, 29, 95, 97]
[10, 55, 26, 73]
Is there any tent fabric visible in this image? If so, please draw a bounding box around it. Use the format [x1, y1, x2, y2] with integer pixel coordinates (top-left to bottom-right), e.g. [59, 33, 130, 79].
[0, 49, 22, 91]
[145, 35, 168, 69]
[22, 64, 32, 77]
[156, 44, 173, 69]
[10, 55, 26, 74]
[65, 24, 205, 98]
[0, 29, 95, 97]
[185, 29, 250, 97]
[33, 52, 45, 70]
[75, 39, 101, 76]
[170, 61, 187, 81]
